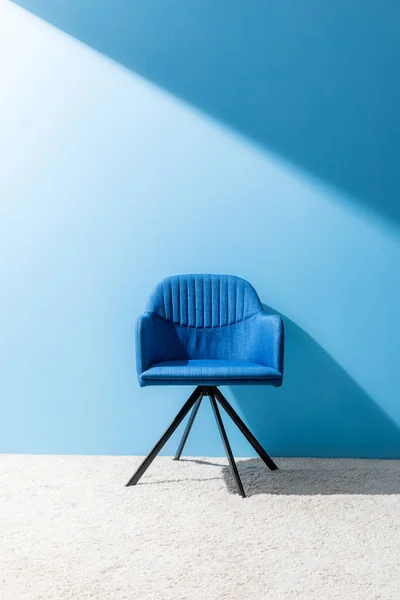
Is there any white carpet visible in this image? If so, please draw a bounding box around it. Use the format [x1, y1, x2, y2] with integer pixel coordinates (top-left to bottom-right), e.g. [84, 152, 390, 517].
[1, 455, 400, 600]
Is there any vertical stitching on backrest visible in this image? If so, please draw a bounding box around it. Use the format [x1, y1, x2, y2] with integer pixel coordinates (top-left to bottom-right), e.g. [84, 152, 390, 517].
[177, 276, 181, 326]
[149, 275, 261, 327]
[235, 278, 238, 323]
[162, 280, 167, 319]
[186, 277, 189, 327]
[201, 275, 205, 328]
[218, 277, 221, 327]
[242, 281, 245, 321]
[169, 278, 173, 323]
[193, 276, 197, 327]
[224, 281, 229, 325]
[209, 275, 213, 328]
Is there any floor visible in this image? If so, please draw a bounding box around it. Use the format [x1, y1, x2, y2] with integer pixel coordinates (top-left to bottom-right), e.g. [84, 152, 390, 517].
[1, 455, 400, 600]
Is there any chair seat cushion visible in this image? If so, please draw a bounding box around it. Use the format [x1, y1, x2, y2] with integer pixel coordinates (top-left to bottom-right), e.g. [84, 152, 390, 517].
[141, 359, 282, 386]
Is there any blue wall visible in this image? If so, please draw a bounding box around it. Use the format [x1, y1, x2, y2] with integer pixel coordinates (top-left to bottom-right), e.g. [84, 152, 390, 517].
[1, 1, 399, 457]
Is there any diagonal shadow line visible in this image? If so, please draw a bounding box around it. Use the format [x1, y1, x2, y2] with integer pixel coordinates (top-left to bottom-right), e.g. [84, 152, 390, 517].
[10, 0, 400, 226]
[5, 1, 400, 461]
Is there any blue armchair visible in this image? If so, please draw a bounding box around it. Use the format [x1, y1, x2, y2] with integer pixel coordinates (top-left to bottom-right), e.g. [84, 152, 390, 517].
[127, 274, 284, 497]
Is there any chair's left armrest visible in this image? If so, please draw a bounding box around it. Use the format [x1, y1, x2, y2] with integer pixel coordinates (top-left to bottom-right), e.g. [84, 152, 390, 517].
[249, 313, 284, 374]
[136, 312, 175, 383]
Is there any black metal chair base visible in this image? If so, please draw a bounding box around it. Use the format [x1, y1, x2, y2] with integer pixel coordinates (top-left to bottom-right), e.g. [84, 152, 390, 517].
[125, 385, 278, 497]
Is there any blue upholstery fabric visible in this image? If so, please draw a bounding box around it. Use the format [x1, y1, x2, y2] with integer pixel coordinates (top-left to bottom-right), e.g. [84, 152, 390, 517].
[141, 360, 282, 386]
[145, 274, 262, 327]
[136, 275, 284, 387]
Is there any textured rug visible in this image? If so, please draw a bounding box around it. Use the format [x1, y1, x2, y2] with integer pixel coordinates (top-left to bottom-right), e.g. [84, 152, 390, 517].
[1, 455, 400, 600]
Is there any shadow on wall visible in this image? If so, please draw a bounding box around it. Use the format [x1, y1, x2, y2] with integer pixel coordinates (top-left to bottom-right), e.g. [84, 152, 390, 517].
[12, 0, 400, 224]
[229, 305, 400, 459]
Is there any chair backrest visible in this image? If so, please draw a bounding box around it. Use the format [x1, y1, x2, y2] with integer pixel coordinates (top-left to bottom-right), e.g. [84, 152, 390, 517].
[145, 274, 262, 328]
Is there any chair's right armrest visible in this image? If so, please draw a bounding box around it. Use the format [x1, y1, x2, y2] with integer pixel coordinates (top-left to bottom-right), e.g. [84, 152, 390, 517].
[249, 313, 284, 375]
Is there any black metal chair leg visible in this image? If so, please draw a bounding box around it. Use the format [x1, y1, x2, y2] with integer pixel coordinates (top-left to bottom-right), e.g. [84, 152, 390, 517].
[174, 396, 203, 460]
[126, 387, 202, 486]
[214, 387, 278, 471]
[209, 393, 246, 498]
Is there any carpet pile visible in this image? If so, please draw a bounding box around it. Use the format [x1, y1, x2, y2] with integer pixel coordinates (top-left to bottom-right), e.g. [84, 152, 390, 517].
[1, 455, 399, 599]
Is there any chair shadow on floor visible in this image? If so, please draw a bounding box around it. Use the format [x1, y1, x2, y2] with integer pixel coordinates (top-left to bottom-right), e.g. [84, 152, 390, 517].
[179, 457, 400, 496]
[219, 457, 400, 497]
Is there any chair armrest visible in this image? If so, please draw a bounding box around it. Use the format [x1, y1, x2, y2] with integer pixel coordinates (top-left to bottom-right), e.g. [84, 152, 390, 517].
[249, 313, 284, 373]
[136, 313, 178, 385]
[136, 313, 166, 378]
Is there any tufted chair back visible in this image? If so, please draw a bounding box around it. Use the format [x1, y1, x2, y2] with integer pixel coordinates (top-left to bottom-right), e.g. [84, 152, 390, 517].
[146, 274, 262, 328]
